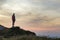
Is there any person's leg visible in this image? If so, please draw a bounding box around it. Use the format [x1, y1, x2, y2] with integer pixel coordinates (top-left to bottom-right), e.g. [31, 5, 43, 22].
[12, 21, 15, 27]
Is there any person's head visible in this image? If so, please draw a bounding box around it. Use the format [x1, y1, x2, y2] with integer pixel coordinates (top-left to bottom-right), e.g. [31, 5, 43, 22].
[13, 13, 15, 15]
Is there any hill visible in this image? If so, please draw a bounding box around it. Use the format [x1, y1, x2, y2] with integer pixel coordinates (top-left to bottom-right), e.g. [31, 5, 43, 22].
[0, 25, 60, 40]
[0, 25, 36, 38]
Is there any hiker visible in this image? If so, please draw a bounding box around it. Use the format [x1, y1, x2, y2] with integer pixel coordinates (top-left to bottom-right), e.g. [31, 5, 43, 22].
[12, 13, 16, 27]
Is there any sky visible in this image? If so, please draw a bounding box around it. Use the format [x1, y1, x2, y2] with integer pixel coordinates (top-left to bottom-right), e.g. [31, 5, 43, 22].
[0, 0, 60, 37]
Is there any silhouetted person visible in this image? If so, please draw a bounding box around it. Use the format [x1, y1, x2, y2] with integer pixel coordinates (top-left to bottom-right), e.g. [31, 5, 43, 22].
[12, 13, 16, 27]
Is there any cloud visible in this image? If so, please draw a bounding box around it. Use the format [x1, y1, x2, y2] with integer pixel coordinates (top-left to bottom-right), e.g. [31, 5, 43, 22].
[0, 0, 7, 9]
[1, 0, 60, 18]
[0, 0, 60, 30]
[0, 0, 6, 4]
[42, 0, 60, 9]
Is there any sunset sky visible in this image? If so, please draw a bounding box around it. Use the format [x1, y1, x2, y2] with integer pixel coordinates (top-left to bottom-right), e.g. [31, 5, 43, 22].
[0, 0, 60, 37]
